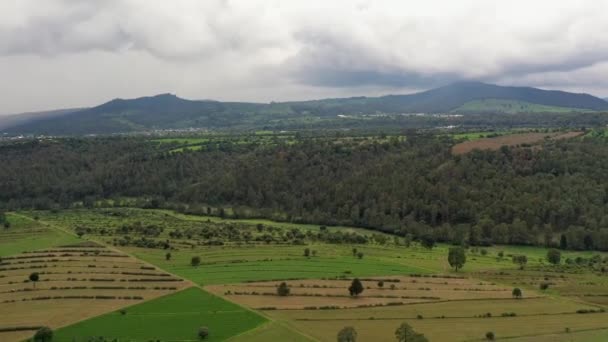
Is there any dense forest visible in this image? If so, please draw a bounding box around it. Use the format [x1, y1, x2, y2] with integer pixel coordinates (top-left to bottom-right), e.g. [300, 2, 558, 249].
[2, 132, 608, 251]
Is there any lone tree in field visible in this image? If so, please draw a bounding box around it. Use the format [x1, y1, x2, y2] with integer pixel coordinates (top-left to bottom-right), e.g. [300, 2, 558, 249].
[337, 326, 357, 342]
[29, 272, 40, 288]
[485, 331, 495, 341]
[33, 326, 53, 342]
[512, 255, 527, 270]
[448, 247, 467, 271]
[304, 248, 310, 257]
[356, 252, 364, 259]
[377, 280, 384, 288]
[512, 287, 522, 299]
[198, 326, 209, 340]
[165, 252, 172, 261]
[352, 248, 358, 256]
[395, 322, 428, 342]
[547, 248, 561, 265]
[191, 256, 201, 267]
[348, 278, 364, 297]
[277, 282, 290, 296]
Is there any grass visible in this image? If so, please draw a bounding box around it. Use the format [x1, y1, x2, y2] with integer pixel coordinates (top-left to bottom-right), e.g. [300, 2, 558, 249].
[282, 312, 608, 341]
[228, 321, 314, 342]
[454, 99, 590, 114]
[53, 287, 267, 342]
[0, 213, 79, 257]
[11, 209, 608, 341]
[0, 244, 187, 342]
[127, 244, 432, 285]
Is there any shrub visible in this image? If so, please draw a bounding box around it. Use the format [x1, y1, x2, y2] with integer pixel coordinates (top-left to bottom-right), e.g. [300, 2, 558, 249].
[191, 256, 201, 267]
[337, 326, 357, 342]
[33, 326, 53, 342]
[198, 326, 209, 339]
[512, 287, 522, 299]
[277, 282, 290, 296]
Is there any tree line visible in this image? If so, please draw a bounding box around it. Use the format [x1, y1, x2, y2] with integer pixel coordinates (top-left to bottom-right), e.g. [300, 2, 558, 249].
[2, 134, 608, 251]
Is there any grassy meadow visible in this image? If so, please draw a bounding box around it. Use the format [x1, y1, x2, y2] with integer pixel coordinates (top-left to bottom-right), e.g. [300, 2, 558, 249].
[3, 208, 607, 341]
[53, 287, 267, 341]
[0, 213, 79, 257]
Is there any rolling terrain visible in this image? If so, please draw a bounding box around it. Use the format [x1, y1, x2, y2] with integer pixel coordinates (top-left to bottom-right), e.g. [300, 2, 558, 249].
[1, 208, 607, 341]
[3, 82, 607, 135]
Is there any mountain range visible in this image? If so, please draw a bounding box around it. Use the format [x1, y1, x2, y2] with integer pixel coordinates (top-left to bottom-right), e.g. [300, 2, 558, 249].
[2, 81, 608, 135]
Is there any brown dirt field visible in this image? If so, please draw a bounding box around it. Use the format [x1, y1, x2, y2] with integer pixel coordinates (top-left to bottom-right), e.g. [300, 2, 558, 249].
[0, 246, 189, 342]
[284, 312, 608, 342]
[452, 131, 583, 155]
[206, 276, 519, 309]
[219, 294, 433, 309]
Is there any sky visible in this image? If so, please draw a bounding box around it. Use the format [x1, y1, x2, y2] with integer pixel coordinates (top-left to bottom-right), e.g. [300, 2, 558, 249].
[1, 0, 608, 114]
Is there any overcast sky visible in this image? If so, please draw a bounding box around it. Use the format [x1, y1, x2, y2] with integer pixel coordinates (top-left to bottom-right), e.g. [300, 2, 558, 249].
[1, 0, 608, 114]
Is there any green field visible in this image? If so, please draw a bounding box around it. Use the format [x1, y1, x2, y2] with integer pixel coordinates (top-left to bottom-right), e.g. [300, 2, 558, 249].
[0, 213, 79, 257]
[127, 244, 433, 285]
[454, 99, 590, 114]
[7, 209, 608, 341]
[53, 287, 266, 341]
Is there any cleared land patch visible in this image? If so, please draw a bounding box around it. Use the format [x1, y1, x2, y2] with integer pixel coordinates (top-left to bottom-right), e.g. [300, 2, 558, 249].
[0, 214, 79, 257]
[0, 243, 188, 342]
[451, 131, 583, 155]
[206, 275, 521, 310]
[53, 287, 267, 342]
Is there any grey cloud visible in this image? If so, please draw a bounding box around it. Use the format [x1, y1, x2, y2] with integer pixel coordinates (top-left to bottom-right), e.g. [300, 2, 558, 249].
[2, 0, 608, 113]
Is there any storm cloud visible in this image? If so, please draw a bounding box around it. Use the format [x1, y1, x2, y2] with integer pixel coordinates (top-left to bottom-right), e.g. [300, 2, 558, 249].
[1, 0, 608, 113]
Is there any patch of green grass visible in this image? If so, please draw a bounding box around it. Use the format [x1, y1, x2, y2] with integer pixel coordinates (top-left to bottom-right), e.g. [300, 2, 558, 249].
[228, 321, 314, 342]
[53, 287, 266, 342]
[128, 244, 432, 285]
[0, 213, 79, 257]
[454, 99, 591, 114]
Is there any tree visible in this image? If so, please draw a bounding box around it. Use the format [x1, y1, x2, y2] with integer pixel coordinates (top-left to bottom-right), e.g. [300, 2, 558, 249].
[377, 280, 384, 288]
[448, 247, 466, 271]
[512, 255, 528, 269]
[420, 235, 435, 249]
[560, 234, 568, 249]
[356, 252, 364, 259]
[512, 287, 522, 299]
[352, 248, 358, 256]
[33, 326, 53, 342]
[547, 248, 561, 265]
[540, 282, 550, 291]
[277, 282, 290, 296]
[395, 322, 428, 342]
[304, 248, 310, 257]
[337, 326, 357, 342]
[485, 331, 495, 341]
[191, 256, 201, 267]
[198, 326, 209, 339]
[29, 272, 39, 288]
[348, 278, 364, 297]
[165, 252, 172, 261]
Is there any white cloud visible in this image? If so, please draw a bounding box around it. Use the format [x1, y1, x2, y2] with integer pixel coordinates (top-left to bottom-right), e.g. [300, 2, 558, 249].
[1, 0, 608, 113]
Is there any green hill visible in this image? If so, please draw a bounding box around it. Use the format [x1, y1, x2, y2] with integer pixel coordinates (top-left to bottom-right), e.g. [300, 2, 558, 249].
[4, 82, 608, 135]
[453, 99, 591, 114]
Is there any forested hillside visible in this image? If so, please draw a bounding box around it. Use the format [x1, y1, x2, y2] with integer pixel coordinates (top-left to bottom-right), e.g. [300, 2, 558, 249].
[4, 82, 608, 135]
[2, 132, 608, 251]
